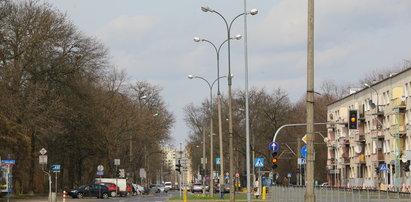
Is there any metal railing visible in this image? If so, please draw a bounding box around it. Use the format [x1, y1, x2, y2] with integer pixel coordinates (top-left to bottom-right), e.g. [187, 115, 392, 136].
[271, 185, 411, 202]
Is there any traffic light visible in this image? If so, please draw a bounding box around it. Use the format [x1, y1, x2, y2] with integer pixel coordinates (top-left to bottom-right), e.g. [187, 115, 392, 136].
[200, 169, 205, 176]
[403, 160, 410, 172]
[116, 170, 120, 178]
[175, 160, 181, 173]
[271, 152, 278, 169]
[348, 110, 358, 129]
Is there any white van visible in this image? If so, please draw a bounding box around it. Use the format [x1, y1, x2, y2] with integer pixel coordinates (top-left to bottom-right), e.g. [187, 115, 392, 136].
[164, 182, 172, 190]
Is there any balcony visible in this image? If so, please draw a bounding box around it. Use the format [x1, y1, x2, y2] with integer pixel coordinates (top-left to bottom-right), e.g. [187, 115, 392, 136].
[371, 130, 384, 139]
[339, 138, 350, 145]
[371, 151, 384, 162]
[354, 134, 365, 142]
[354, 154, 366, 164]
[339, 157, 349, 165]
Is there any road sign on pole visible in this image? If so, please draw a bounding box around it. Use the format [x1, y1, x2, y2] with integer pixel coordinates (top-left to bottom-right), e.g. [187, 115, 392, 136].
[254, 158, 264, 168]
[268, 142, 279, 152]
[302, 134, 308, 144]
[1, 160, 15, 165]
[114, 159, 120, 166]
[40, 148, 47, 155]
[216, 158, 221, 165]
[298, 158, 306, 165]
[97, 165, 104, 172]
[301, 145, 307, 158]
[139, 168, 146, 179]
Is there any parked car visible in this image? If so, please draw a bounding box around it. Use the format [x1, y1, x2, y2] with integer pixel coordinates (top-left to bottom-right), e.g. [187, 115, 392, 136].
[126, 183, 135, 196]
[180, 184, 190, 191]
[191, 183, 203, 193]
[164, 182, 172, 190]
[172, 183, 179, 190]
[149, 184, 168, 193]
[99, 182, 119, 197]
[132, 184, 144, 195]
[213, 184, 230, 193]
[69, 184, 109, 199]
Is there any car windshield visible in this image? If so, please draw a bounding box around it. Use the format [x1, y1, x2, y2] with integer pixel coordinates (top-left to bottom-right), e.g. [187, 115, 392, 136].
[78, 185, 86, 189]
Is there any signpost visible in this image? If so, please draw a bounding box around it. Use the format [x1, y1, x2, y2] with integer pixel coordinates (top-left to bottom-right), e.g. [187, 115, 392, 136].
[254, 158, 264, 168]
[216, 158, 221, 165]
[268, 142, 279, 152]
[302, 135, 308, 144]
[96, 165, 104, 197]
[114, 159, 120, 196]
[2, 159, 15, 202]
[301, 145, 307, 158]
[298, 158, 307, 165]
[38, 148, 52, 202]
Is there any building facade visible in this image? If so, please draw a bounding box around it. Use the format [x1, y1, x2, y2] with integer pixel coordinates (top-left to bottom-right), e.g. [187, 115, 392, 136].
[326, 68, 411, 190]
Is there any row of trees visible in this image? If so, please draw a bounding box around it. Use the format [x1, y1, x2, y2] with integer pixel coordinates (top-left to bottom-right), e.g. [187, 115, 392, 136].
[0, 0, 174, 194]
[184, 85, 340, 184]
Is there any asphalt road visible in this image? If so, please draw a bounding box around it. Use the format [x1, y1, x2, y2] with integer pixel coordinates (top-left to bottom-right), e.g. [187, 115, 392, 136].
[9, 191, 179, 202]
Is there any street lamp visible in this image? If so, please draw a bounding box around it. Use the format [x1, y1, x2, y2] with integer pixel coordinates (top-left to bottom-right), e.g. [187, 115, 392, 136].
[201, 5, 258, 201]
[130, 95, 147, 180]
[193, 36, 241, 196]
[188, 74, 227, 195]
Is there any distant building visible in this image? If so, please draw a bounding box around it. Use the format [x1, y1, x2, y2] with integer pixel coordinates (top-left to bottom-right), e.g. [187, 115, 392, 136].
[326, 68, 411, 190]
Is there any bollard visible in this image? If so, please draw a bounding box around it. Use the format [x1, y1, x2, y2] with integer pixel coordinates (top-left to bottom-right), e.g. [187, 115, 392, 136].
[183, 188, 187, 202]
[63, 190, 66, 202]
[262, 186, 266, 200]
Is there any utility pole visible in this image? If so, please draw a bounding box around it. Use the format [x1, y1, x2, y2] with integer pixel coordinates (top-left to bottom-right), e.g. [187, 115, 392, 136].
[305, 0, 315, 201]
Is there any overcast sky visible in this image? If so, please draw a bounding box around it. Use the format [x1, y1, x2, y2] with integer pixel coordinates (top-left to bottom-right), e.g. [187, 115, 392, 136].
[43, 0, 411, 147]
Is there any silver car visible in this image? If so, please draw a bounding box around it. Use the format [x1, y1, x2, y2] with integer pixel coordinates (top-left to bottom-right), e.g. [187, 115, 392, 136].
[191, 183, 203, 193]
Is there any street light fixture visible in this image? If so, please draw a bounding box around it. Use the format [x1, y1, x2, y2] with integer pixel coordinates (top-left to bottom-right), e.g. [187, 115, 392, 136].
[364, 83, 379, 112]
[130, 95, 147, 180]
[188, 74, 227, 195]
[201, 6, 258, 201]
[193, 35, 240, 196]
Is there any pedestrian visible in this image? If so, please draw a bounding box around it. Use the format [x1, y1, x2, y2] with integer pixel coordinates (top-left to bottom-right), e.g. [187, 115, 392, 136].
[254, 179, 260, 199]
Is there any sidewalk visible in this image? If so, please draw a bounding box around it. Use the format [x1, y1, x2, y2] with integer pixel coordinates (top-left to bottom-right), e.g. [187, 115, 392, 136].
[0, 196, 99, 202]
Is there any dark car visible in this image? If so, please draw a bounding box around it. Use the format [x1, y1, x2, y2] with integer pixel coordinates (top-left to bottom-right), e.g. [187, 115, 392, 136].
[69, 184, 109, 199]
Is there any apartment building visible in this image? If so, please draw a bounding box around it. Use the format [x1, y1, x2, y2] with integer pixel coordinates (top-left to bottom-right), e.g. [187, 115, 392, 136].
[326, 68, 411, 190]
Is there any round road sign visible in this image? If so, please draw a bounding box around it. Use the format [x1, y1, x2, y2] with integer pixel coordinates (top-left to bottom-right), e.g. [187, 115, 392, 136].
[97, 164, 104, 172]
[268, 142, 279, 152]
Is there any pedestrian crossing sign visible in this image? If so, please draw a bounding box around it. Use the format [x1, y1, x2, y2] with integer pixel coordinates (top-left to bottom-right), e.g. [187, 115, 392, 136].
[255, 158, 264, 168]
[216, 158, 221, 165]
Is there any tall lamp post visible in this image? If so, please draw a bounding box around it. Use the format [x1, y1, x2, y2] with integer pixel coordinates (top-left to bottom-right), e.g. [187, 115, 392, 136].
[188, 74, 226, 195]
[193, 35, 241, 196]
[201, 6, 258, 201]
[130, 95, 146, 180]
